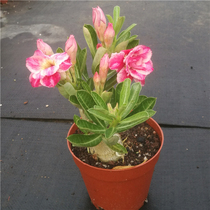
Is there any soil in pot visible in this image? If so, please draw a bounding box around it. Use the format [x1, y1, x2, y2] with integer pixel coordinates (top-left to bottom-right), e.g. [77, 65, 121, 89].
[71, 121, 160, 169]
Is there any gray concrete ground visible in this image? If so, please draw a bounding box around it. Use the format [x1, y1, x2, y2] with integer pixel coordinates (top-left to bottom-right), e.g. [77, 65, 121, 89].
[1, 1, 210, 210]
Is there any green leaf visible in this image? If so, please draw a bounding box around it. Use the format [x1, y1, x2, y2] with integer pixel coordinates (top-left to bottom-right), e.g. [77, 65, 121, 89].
[106, 142, 128, 154]
[109, 87, 116, 108]
[73, 114, 80, 124]
[57, 86, 69, 99]
[81, 80, 91, 93]
[127, 35, 138, 42]
[87, 78, 94, 90]
[121, 82, 142, 119]
[106, 14, 114, 24]
[92, 47, 107, 74]
[116, 117, 149, 133]
[67, 134, 102, 147]
[69, 95, 82, 108]
[101, 91, 113, 104]
[76, 48, 87, 75]
[120, 110, 155, 125]
[107, 70, 117, 79]
[105, 127, 116, 139]
[115, 40, 129, 52]
[119, 78, 131, 107]
[115, 35, 138, 52]
[83, 24, 98, 59]
[115, 82, 123, 105]
[116, 110, 156, 132]
[82, 65, 89, 81]
[117, 105, 127, 117]
[146, 109, 157, 117]
[74, 63, 81, 79]
[115, 16, 125, 36]
[128, 97, 156, 117]
[127, 39, 139, 49]
[91, 92, 107, 110]
[117, 23, 137, 41]
[56, 47, 64, 53]
[133, 95, 147, 109]
[116, 31, 130, 46]
[113, 6, 120, 29]
[76, 119, 105, 134]
[77, 90, 106, 127]
[88, 108, 116, 122]
[57, 82, 76, 99]
[104, 72, 117, 91]
[76, 43, 81, 57]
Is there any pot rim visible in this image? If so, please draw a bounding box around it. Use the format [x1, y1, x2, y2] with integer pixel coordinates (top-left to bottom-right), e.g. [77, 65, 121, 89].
[67, 117, 164, 172]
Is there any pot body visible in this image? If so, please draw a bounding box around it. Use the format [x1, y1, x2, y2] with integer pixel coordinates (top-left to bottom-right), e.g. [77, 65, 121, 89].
[1, 0, 8, 4]
[67, 118, 164, 210]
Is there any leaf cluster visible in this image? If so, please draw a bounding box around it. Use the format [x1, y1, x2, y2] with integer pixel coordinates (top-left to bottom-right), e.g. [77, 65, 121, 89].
[67, 78, 156, 154]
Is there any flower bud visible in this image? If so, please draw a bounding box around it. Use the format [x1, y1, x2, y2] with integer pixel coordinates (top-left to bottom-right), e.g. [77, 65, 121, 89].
[65, 35, 77, 65]
[92, 6, 106, 42]
[59, 72, 67, 81]
[37, 39, 53, 55]
[104, 23, 115, 49]
[99, 53, 109, 85]
[96, 43, 103, 49]
[93, 72, 101, 94]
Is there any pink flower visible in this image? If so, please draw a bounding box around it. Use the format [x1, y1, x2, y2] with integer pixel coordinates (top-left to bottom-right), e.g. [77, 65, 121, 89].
[37, 39, 53, 56]
[109, 45, 153, 86]
[99, 53, 109, 85]
[104, 23, 115, 48]
[92, 6, 106, 42]
[26, 50, 72, 88]
[65, 35, 77, 65]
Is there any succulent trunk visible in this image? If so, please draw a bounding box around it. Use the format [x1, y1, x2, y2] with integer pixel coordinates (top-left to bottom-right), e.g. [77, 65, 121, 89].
[88, 133, 124, 162]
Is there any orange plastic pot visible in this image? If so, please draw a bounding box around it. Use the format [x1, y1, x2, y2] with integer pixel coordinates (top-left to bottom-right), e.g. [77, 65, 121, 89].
[67, 118, 164, 210]
[0, 0, 8, 4]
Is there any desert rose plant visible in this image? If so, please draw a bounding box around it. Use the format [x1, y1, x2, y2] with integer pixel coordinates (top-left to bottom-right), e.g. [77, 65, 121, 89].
[26, 6, 156, 162]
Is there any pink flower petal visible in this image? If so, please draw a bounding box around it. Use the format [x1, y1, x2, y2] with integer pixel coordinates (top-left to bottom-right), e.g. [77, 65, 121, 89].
[33, 49, 46, 57]
[58, 57, 72, 71]
[109, 52, 125, 72]
[122, 49, 132, 56]
[31, 72, 42, 79]
[26, 50, 46, 73]
[29, 73, 42, 87]
[40, 72, 61, 88]
[134, 77, 145, 86]
[41, 65, 59, 77]
[129, 69, 146, 83]
[117, 68, 133, 83]
[37, 39, 53, 55]
[52, 52, 70, 66]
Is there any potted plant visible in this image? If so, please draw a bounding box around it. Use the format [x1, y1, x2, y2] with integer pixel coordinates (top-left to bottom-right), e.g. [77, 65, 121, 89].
[26, 6, 164, 210]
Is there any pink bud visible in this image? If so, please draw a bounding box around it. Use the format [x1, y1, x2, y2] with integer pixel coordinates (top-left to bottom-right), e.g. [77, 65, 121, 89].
[65, 35, 77, 65]
[104, 23, 115, 48]
[99, 53, 109, 85]
[96, 43, 103, 49]
[92, 6, 106, 42]
[93, 72, 101, 94]
[37, 39, 53, 55]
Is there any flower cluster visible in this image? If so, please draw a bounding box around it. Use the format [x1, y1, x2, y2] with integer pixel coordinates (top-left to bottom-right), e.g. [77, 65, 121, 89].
[26, 6, 156, 162]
